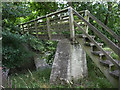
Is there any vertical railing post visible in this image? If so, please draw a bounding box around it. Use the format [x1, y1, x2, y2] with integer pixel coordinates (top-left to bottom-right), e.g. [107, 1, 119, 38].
[22, 24, 24, 34]
[118, 69, 120, 90]
[27, 23, 30, 34]
[18, 24, 21, 34]
[85, 10, 89, 33]
[35, 21, 38, 37]
[68, 6, 75, 42]
[46, 15, 52, 40]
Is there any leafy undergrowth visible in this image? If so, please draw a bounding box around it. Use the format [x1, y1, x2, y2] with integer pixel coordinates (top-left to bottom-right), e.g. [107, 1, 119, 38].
[8, 55, 113, 88]
[103, 47, 120, 61]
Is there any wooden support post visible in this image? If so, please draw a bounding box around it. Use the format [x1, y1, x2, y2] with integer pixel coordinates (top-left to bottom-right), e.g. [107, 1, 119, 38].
[68, 7, 75, 42]
[18, 25, 21, 34]
[118, 69, 120, 90]
[22, 24, 24, 34]
[85, 10, 89, 33]
[27, 24, 30, 34]
[35, 21, 38, 37]
[46, 16, 52, 40]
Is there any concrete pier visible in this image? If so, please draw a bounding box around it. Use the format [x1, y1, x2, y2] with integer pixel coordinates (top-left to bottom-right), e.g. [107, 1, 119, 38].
[50, 39, 87, 85]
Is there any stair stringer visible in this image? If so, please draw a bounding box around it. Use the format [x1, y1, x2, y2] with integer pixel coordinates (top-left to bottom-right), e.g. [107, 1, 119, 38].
[76, 37, 119, 88]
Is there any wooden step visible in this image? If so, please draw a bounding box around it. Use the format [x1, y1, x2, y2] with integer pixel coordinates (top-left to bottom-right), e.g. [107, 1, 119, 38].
[109, 60, 120, 79]
[100, 60, 114, 67]
[83, 35, 95, 39]
[91, 51, 104, 56]
[91, 51, 112, 56]
[114, 59, 120, 66]
[109, 69, 119, 79]
[76, 37, 119, 87]
[77, 34, 95, 39]
[84, 42, 103, 47]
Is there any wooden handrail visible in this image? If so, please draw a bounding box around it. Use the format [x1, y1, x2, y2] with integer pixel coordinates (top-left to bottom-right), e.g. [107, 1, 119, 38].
[20, 16, 46, 25]
[19, 7, 69, 26]
[88, 12, 120, 42]
[72, 8, 120, 58]
[46, 7, 69, 17]
[74, 21, 120, 69]
[20, 7, 85, 26]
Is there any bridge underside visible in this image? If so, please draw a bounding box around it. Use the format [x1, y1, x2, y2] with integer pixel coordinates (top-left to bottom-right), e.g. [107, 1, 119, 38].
[32, 34, 70, 41]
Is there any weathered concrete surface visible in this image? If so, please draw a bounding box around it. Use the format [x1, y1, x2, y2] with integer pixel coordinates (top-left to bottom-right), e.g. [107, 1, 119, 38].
[50, 39, 87, 85]
[50, 39, 70, 85]
[67, 44, 88, 81]
[34, 54, 50, 70]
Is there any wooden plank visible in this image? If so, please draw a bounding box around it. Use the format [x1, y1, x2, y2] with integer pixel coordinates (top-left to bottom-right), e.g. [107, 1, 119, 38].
[35, 21, 38, 37]
[76, 36, 119, 88]
[74, 21, 120, 69]
[73, 9, 120, 58]
[88, 12, 120, 42]
[21, 16, 46, 25]
[49, 11, 85, 22]
[22, 24, 25, 34]
[119, 73, 120, 89]
[69, 7, 75, 42]
[84, 10, 89, 33]
[19, 8, 84, 27]
[50, 18, 69, 22]
[27, 24, 30, 34]
[46, 16, 52, 40]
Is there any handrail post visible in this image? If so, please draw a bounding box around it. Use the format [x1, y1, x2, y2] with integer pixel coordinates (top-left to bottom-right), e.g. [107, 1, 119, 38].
[85, 10, 89, 33]
[46, 15, 52, 40]
[22, 24, 24, 34]
[118, 69, 120, 90]
[34, 21, 38, 37]
[27, 24, 30, 34]
[68, 7, 75, 42]
[18, 25, 21, 34]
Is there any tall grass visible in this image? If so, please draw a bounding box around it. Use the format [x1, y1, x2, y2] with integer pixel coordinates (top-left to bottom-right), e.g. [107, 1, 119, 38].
[8, 55, 113, 88]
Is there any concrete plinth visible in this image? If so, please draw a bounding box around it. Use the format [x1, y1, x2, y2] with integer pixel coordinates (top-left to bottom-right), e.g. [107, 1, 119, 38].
[50, 39, 87, 85]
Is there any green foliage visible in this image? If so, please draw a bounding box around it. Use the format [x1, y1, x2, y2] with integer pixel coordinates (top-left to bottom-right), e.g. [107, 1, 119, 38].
[28, 37, 58, 65]
[73, 2, 120, 43]
[29, 2, 58, 16]
[85, 55, 113, 88]
[2, 31, 33, 68]
[43, 41, 57, 65]
[103, 47, 120, 60]
[9, 69, 51, 88]
[2, 2, 32, 32]
[9, 55, 113, 88]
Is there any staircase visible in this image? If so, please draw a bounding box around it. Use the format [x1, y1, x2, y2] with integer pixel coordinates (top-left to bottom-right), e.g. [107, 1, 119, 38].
[19, 6, 120, 88]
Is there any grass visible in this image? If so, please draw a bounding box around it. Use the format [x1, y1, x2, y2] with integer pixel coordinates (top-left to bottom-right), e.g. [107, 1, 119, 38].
[7, 54, 113, 88]
[103, 47, 120, 61]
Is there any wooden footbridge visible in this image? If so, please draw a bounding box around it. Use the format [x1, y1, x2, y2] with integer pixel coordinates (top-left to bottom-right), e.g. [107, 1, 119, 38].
[19, 7, 120, 88]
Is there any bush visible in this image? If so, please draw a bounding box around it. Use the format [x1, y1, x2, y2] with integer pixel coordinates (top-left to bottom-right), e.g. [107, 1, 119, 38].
[2, 31, 33, 68]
